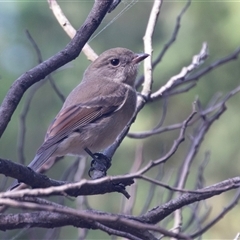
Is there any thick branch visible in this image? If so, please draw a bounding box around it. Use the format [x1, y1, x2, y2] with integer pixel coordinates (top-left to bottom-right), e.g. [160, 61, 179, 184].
[0, 158, 133, 198]
[0, 198, 192, 240]
[1, 176, 240, 238]
[139, 176, 240, 224]
[48, 0, 98, 61]
[0, 0, 112, 137]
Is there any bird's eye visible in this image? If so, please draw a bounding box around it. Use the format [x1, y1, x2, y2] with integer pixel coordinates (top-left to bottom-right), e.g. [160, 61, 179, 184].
[110, 58, 120, 66]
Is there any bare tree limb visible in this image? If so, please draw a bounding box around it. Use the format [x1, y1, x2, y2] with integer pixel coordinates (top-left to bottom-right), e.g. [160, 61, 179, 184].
[17, 82, 45, 165]
[151, 42, 208, 100]
[0, 198, 192, 240]
[135, 103, 197, 175]
[129, 82, 240, 140]
[1, 176, 240, 238]
[139, 176, 240, 224]
[26, 30, 65, 102]
[0, 158, 133, 198]
[0, 0, 112, 137]
[102, 0, 163, 161]
[48, 0, 98, 61]
[121, 144, 144, 215]
[190, 188, 240, 238]
[142, 0, 162, 98]
[135, 0, 191, 89]
[186, 47, 240, 83]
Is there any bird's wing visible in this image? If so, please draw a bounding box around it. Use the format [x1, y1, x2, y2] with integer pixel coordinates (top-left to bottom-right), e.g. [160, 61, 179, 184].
[26, 85, 129, 173]
[37, 87, 128, 156]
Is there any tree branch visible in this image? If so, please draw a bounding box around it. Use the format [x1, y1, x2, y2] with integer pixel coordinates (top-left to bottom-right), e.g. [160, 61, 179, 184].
[0, 0, 112, 137]
[0, 158, 133, 198]
[48, 0, 98, 61]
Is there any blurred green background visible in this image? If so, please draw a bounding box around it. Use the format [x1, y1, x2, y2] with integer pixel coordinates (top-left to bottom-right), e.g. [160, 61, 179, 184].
[1, 0, 240, 239]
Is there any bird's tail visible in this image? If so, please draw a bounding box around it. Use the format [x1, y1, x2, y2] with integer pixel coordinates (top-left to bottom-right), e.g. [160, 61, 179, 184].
[27, 144, 58, 172]
[8, 145, 58, 190]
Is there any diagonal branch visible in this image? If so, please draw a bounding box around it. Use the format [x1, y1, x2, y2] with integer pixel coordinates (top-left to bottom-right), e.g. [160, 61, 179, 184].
[142, 0, 162, 98]
[0, 0, 112, 137]
[48, 0, 98, 61]
[190, 188, 240, 238]
[0, 198, 192, 240]
[135, 0, 191, 89]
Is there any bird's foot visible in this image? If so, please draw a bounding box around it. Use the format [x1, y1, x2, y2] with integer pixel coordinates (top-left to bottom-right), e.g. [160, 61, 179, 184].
[88, 153, 112, 180]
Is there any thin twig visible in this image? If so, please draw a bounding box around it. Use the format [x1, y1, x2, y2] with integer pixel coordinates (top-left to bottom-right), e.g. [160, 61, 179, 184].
[26, 30, 65, 102]
[234, 233, 240, 240]
[142, 0, 162, 98]
[17, 82, 44, 165]
[186, 47, 240, 83]
[121, 144, 144, 215]
[151, 42, 208, 100]
[48, 0, 98, 61]
[128, 121, 187, 139]
[140, 165, 164, 215]
[135, 0, 191, 88]
[48, 75, 65, 102]
[0, 198, 192, 240]
[93, 222, 144, 240]
[190, 188, 240, 238]
[135, 103, 197, 176]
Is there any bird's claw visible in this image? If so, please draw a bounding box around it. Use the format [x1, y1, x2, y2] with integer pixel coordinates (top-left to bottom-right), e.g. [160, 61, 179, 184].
[88, 153, 112, 179]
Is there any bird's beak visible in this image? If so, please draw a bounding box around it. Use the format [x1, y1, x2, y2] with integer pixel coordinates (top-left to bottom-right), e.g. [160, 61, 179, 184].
[132, 53, 149, 64]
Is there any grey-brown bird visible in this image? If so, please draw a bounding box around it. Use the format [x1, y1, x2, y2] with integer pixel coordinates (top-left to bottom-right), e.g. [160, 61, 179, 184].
[22, 48, 149, 175]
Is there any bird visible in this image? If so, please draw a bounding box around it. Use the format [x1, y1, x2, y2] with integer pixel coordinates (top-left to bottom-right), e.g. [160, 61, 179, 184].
[11, 47, 149, 188]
